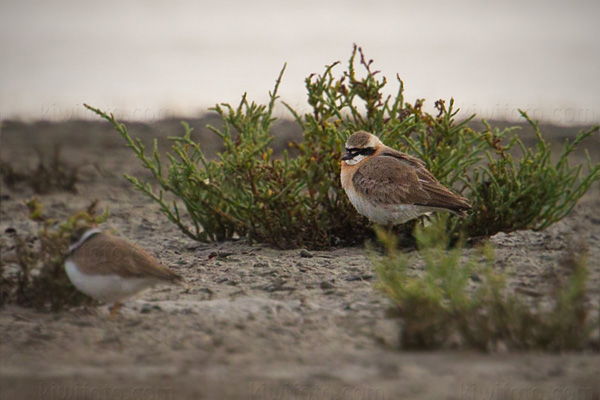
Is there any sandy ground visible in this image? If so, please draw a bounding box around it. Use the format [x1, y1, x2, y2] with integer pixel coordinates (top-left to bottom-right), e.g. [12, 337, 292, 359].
[0, 119, 599, 400]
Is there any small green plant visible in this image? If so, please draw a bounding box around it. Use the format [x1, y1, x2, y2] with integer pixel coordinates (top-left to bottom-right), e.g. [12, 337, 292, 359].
[0, 145, 78, 194]
[374, 219, 595, 351]
[85, 45, 599, 249]
[0, 198, 109, 311]
[460, 116, 599, 238]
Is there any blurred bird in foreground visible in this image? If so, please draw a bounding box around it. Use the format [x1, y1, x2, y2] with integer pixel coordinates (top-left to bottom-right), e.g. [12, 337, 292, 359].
[65, 227, 184, 318]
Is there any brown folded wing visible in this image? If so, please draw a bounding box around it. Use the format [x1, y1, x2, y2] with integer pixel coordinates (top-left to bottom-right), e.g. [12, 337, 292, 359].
[71, 233, 183, 282]
[352, 154, 470, 213]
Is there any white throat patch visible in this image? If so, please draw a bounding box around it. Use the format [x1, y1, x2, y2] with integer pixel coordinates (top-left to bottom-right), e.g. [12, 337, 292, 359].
[69, 228, 102, 253]
[344, 154, 366, 165]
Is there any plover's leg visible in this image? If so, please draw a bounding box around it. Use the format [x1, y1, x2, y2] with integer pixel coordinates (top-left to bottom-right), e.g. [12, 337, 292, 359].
[419, 212, 433, 227]
[109, 302, 121, 320]
[371, 223, 394, 254]
[386, 222, 394, 232]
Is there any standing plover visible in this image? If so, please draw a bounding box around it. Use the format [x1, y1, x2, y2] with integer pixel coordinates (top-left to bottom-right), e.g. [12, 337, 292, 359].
[340, 131, 470, 225]
[65, 226, 184, 318]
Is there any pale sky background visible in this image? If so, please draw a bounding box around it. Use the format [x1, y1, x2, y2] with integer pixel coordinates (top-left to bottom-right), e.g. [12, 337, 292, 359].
[0, 0, 598, 125]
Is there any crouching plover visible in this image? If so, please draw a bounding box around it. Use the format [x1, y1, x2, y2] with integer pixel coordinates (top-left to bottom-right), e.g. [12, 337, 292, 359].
[341, 131, 471, 226]
[65, 227, 184, 318]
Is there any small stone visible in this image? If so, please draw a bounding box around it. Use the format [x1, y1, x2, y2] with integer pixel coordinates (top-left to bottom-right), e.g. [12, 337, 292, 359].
[140, 305, 152, 314]
[253, 261, 270, 268]
[209, 251, 234, 260]
[140, 304, 162, 314]
[320, 280, 335, 289]
[344, 274, 373, 282]
[299, 249, 313, 258]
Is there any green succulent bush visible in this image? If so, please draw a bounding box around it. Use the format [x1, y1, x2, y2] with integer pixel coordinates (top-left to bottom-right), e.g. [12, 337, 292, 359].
[374, 219, 595, 351]
[85, 45, 599, 249]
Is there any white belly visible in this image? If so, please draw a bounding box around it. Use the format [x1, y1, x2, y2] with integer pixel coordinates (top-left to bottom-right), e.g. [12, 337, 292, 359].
[344, 186, 429, 225]
[65, 260, 159, 303]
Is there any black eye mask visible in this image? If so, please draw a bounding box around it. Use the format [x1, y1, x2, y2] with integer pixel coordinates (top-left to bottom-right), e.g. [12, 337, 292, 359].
[342, 147, 376, 160]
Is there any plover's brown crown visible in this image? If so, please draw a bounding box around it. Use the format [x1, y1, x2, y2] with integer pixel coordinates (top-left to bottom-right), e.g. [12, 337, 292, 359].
[345, 131, 375, 149]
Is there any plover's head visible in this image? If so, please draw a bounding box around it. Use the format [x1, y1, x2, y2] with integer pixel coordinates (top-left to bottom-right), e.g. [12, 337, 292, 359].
[342, 131, 381, 165]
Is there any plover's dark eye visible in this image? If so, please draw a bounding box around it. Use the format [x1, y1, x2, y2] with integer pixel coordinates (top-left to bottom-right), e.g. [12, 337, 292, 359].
[358, 147, 376, 156]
